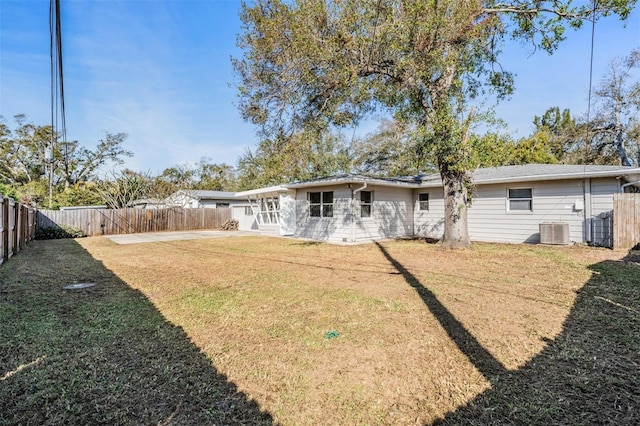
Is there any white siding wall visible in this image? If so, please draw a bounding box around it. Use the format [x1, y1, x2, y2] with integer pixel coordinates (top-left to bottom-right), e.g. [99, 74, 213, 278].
[233, 205, 258, 230]
[467, 181, 586, 244]
[294, 185, 413, 243]
[294, 185, 348, 242]
[413, 178, 620, 244]
[353, 186, 413, 242]
[590, 178, 618, 246]
[280, 191, 297, 235]
[413, 188, 445, 238]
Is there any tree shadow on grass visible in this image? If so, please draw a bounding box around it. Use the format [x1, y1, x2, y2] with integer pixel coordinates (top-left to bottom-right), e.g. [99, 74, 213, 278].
[0, 239, 274, 425]
[376, 242, 640, 425]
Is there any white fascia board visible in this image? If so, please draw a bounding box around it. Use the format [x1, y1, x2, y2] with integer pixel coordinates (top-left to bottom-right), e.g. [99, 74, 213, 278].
[473, 169, 640, 186]
[235, 185, 289, 198]
[415, 169, 640, 189]
[284, 177, 422, 189]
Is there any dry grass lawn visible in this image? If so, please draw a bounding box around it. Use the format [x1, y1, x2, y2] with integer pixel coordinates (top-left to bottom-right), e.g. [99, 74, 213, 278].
[2, 235, 638, 425]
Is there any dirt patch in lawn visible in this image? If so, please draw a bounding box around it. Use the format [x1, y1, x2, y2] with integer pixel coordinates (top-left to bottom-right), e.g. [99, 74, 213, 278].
[2, 236, 638, 425]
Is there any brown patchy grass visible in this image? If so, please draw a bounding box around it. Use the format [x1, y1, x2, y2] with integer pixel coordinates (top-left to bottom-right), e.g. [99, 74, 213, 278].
[81, 238, 636, 425]
[64, 235, 637, 425]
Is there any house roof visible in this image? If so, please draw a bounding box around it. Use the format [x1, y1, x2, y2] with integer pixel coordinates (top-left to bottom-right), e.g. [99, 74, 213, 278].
[274, 165, 640, 191]
[170, 165, 640, 202]
[418, 164, 640, 187]
[284, 173, 422, 189]
[187, 190, 237, 199]
[169, 190, 238, 200]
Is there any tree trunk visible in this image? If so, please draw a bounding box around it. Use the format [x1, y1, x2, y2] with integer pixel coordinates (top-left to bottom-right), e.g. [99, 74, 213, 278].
[440, 170, 472, 248]
[615, 126, 632, 167]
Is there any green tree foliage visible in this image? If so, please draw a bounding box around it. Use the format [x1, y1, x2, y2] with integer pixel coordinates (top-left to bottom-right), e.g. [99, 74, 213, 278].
[234, 0, 635, 247]
[469, 133, 517, 167]
[54, 182, 104, 208]
[0, 115, 132, 208]
[588, 49, 640, 166]
[351, 119, 437, 176]
[156, 158, 238, 194]
[57, 132, 133, 187]
[0, 114, 52, 184]
[193, 159, 238, 191]
[97, 169, 154, 209]
[522, 50, 640, 167]
[236, 129, 350, 189]
[0, 183, 18, 200]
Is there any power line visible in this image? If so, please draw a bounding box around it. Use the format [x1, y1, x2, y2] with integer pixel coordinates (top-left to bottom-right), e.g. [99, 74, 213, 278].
[49, 0, 67, 208]
[586, 0, 597, 125]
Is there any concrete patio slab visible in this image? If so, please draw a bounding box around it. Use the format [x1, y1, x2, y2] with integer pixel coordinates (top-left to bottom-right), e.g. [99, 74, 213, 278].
[105, 230, 260, 245]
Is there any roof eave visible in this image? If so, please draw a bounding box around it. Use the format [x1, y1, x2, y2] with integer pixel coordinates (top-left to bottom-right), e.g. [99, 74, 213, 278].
[284, 176, 422, 189]
[235, 185, 289, 197]
[475, 169, 640, 185]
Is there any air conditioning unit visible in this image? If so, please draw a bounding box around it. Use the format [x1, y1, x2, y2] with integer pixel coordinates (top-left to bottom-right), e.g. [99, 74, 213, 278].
[539, 222, 570, 245]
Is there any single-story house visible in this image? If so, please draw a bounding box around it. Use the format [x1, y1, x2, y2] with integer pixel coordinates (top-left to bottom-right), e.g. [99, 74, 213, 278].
[229, 164, 640, 246]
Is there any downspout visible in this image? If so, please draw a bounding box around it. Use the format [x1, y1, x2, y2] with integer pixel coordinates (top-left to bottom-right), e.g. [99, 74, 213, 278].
[620, 180, 640, 192]
[351, 183, 367, 243]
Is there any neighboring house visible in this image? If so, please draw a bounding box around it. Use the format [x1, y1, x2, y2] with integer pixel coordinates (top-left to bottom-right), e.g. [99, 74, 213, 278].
[128, 198, 166, 209]
[232, 164, 640, 246]
[165, 189, 256, 229]
[165, 190, 240, 209]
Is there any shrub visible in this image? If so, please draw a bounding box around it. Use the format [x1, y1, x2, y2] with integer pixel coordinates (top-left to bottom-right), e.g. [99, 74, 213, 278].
[35, 226, 86, 240]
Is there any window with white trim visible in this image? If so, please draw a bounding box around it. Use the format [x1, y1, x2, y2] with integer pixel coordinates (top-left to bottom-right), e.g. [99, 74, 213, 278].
[360, 190, 373, 217]
[419, 193, 429, 211]
[244, 206, 253, 216]
[309, 191, 333, 217]
[508, 188, 533, 211]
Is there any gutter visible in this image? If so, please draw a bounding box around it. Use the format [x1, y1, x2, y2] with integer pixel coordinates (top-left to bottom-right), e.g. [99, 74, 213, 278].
[351, 183, 368, 243]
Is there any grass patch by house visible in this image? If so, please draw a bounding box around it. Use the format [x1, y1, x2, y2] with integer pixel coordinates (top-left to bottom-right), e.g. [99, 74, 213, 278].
[1, 236, 638, 425]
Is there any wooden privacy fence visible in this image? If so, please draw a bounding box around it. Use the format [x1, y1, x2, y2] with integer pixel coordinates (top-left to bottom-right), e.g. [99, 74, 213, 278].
[1, 195, 36, 265]
[37, 207, 233, 236]
[613, 193, 640, 250]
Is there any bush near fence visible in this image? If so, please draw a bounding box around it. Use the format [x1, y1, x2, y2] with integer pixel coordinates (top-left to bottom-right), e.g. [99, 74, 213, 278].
[36, 207, 233, 237]
[0, 195, 36, 265]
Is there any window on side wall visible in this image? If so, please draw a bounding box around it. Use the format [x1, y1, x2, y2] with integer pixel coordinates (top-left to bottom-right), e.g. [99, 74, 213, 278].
[508, 188, 533, 211]
[244, 206, 253, 216]
[309, 191, 333, 217]
[360, 190, 373, 217]
[419, 193, 429, 211]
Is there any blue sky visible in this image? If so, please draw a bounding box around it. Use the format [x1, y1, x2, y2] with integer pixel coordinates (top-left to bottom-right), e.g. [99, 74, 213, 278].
[1, 0, 639, 175]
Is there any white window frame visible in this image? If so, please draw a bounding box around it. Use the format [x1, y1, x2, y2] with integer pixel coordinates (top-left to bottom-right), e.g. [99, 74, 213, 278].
[360, 190, 373, 218]
[309, 191, 333, 218]
[507, 187, 533, 212]
[418, 193, 429, 211]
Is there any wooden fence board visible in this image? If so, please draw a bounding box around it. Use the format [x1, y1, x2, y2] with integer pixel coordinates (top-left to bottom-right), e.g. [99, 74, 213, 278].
[613, 193, 640, 250]
[36, 207, 233, 237]
[0, 196, 36, 265]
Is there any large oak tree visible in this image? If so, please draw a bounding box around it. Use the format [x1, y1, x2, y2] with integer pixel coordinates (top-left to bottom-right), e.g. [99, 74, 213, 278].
[234, 0, 635, 247]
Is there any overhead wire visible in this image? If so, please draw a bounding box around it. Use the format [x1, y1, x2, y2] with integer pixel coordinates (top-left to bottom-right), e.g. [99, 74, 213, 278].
[49, 0, 68, 173]
[585, 0, 597, 168]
